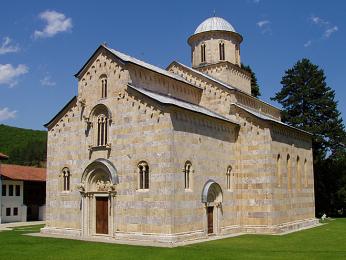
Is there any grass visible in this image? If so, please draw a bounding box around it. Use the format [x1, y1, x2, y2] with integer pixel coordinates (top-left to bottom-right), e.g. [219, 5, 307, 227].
[1, 219, 346, 259]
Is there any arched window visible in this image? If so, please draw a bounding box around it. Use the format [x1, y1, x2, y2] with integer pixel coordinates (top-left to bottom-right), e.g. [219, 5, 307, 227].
[97, 114, 108, 146]
[184, 161, 192, 189]
[100, 75, 108, 98]
[62, 168, 70, 191]
[226, 166, 232, 190]
[219, 42, 225, 60]
[201, 43, 206, 63]
[304, 159, 308, 188]
[90, 104, 110, 148]
[138, 161, 149, 189]
[277, 154, 282, 187]
[235, 44, 240, 65]
[296, 156, 301, 190]
[287, 154, 291, 190]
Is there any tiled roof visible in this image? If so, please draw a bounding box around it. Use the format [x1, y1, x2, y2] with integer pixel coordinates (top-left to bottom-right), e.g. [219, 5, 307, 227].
[232, 103, 312, 135]
[170, 61, 281, 111]
[44, 96, 77, 129]
[75, 45, 202, 90]
[0, 164, 46, 182]
[128, 84, 239, 125]
[105, 46, 194, 86]
[0, 153, 9, 160]
[173, 61, 235, 91]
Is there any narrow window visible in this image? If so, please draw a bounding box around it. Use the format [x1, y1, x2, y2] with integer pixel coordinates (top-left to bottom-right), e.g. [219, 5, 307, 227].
[6, 208, 11, 216]
[184, 161, 192, 189]
[100, 76, 108, 98]
[97, 115, 108, 146]
[9, 185, 13, 196]
[296, 156, 301, 190]
[287, 154, 291, 190]
[277, 154, 282, 187]
[201, 44, 206, 63]
[235, 44, 240, 65]
[104, 79, 107, 98]
[304, 159, 308, 188]
[138, 162, 149, 189]
[13, 207, 18, 216]
[62, 168, 70, 191]
[97, 118, 101, 146]
[15, 185, 20, 196]
[2, 185, 6, 196]
[226, 166, 232, 190]
[219, 42, 225, 60]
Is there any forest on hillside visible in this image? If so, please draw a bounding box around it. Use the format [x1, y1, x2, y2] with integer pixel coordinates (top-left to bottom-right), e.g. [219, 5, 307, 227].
[0, 124, 47, 167]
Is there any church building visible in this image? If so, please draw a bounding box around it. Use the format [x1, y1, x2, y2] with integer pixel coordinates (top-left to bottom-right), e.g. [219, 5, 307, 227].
[42, 17, 318, 244]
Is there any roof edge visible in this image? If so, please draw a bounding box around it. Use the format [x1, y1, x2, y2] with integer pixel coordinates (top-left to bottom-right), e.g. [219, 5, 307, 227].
[44, 96, 77, 129]
[127, 83, 239, 126]
[168, 61, 281, 113]
[231, 103, 312, 136]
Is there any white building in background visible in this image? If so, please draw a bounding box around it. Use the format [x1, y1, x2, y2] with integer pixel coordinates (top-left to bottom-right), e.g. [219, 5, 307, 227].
[0, 163, 46, 223]
[1, 179, 26, 223]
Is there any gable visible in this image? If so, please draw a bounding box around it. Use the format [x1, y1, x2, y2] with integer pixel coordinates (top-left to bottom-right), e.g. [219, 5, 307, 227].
[44, 96, 77, 130]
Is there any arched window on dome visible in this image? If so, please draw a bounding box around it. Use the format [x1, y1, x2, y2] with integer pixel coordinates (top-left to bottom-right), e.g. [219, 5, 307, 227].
[235, 44, 240, 65]
[219, 42, 225, 60]
[201, 43, 206, 63]
[100, 75, 108, 99]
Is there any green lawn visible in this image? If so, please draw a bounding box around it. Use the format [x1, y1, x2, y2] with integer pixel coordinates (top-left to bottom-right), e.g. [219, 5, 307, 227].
[1, 219, 346, 259]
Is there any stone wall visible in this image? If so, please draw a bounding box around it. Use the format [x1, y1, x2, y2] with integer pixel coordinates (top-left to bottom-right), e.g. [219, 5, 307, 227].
[189, 31, 241, 67]
[44, 46, 316, 243]
[170, 109, 239, 234]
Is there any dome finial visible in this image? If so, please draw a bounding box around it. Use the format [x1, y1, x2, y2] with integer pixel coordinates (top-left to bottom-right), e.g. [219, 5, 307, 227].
[213, 9, 216, 17]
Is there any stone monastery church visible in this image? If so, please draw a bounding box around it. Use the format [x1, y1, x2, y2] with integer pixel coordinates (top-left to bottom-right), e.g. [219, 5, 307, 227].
[42, 16, 318, 244]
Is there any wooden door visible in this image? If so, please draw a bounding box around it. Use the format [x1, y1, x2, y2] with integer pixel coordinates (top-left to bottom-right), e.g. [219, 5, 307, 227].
[96, 197, 108, 234]
[207, 206, 214, 234]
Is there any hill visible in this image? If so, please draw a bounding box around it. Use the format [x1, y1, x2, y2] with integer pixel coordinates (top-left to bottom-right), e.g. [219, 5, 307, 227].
[0, 124, 47, 167]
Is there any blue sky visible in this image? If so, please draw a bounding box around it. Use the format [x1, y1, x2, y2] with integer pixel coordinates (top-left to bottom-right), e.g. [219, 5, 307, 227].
[0, 0, 345, 130]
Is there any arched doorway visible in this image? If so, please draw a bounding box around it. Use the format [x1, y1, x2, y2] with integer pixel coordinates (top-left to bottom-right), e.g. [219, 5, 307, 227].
[201, 180, 223, 235]
[77, 159, 118, 237]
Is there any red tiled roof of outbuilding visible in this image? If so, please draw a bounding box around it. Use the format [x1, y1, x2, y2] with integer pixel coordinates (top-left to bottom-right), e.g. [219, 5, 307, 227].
[0, 164, 46, 182]
[0, 153, 9, 160]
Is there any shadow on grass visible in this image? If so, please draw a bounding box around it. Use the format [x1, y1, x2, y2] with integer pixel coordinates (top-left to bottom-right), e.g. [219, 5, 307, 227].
[0, 220, 345, 259]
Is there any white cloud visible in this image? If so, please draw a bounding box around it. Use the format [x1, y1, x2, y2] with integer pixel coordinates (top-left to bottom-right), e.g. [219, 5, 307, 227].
[34, 10, 72, 38]
[257, 20, 270, 27]
[40, 75, 56, 86]
[310, 15, 338, 38]
[324, 26, 338, 38]
[304, 40, 312, 47]
[256, 20, 271, 34]
[0, 37, 19, 55]
[0, 64, 28, 87]
[0, 107, 17, 121]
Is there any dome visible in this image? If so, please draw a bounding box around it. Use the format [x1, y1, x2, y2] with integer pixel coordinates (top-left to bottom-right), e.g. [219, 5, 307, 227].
[194, 17, 236, 34]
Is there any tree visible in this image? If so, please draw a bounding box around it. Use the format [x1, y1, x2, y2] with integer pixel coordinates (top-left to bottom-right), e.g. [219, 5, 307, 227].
[241, 64, 261, 98]
[271, 58, 346, 216]
[272, 58, 345, 160]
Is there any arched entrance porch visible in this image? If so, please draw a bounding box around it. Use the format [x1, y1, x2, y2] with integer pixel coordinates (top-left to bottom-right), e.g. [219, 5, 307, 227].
[77, 159, 118, 237]
[201, 180, 223, 235]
